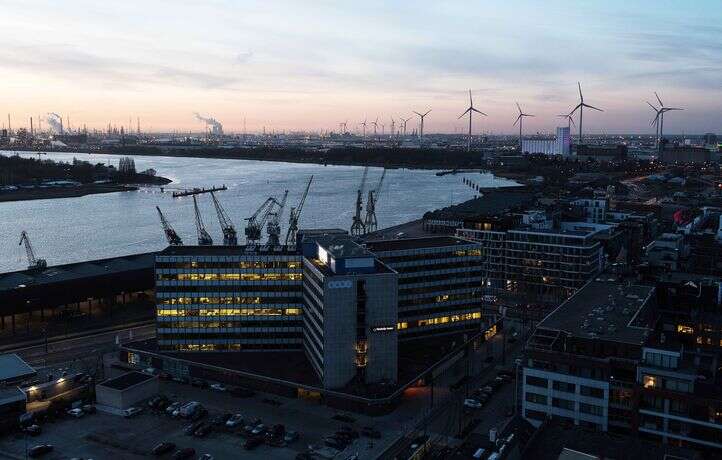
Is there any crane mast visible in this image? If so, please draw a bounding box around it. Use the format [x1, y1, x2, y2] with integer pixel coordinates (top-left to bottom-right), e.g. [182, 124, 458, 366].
[364, 168, 386, 233]
[193, 195, 213, 246]
[156, 206, 183, 246]
[350, 166, 369, 237]
[285, 175, 314, 246]
[245, 197, 275, 244]
[18, 231, 47, 271]
[210, 191, 237, 246]
[267, 190, 289, 246]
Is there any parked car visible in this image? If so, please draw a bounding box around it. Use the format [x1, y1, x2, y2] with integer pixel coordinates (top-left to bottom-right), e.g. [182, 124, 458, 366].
[463, 398, 483, 409]
[24, 424, 41, 436]
[209, 383, 226, 392]
[28, 444, 53, 458]
[251, 423, 267, 435]
[179, 402, 202, 418]
[194, 423, 212, 438]
[225, 413, 244, 428]
[184, 421, 204, 436]
[243, 437, 263, 450]
[190, 406, 208, 422]
[284, 430, 299, 443]
[151, 442, 176, 455]
[67, 408, 84, 418]
[166, 402, 182, 416]
[172, 447, 196, 460]
[123, 407, 143, 418]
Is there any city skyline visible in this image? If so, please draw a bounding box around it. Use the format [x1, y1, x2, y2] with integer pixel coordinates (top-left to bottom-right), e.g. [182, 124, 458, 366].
[1, 0, 721, 134]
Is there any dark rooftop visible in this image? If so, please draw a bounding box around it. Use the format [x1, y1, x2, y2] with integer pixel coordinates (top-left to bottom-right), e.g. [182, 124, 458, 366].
[365, 236, 477, 252]
[315, 234, 371, 259]
[533, 276, 655, 345]
[0, 252, 154, 291]
[158, 245, 299, 256]
[98, 371, 155, 390]
[0, 353, 36, 382]
[424, 188, 535, 221]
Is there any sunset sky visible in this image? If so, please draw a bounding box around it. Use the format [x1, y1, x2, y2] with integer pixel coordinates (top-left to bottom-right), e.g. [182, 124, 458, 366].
[1, 0, 721, 134]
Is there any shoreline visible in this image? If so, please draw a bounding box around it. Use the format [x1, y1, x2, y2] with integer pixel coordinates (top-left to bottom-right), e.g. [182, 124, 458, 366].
[0, 184, 141, 202]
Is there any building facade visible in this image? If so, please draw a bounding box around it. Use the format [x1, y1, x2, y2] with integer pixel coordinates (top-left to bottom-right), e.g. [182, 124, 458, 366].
[155, 246, 304, 352]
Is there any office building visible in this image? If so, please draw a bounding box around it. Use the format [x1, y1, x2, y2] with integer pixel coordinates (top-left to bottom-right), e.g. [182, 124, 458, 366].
[365, 236, 486, 340]
[155, 246, 304, 352]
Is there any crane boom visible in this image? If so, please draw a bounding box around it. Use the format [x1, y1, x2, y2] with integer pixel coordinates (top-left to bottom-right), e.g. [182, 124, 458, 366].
[245, 197, 275, 243]
[210, 191, 237, 245]
[350, 167, 369, 236]
[156, 206, 183, 246]
[267, 190, 289, 246]
[364, 169, 386, 233]
[18, 231, 47, 271]
[285, 175, 314, 246]
[193, 195, 213, 245]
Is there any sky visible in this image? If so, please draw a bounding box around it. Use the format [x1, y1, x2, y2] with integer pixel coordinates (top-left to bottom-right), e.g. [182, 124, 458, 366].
[1, 0, 721, 135]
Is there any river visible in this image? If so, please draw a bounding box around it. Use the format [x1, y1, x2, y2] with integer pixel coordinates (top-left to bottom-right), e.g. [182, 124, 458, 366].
[0, 151, 516, 273]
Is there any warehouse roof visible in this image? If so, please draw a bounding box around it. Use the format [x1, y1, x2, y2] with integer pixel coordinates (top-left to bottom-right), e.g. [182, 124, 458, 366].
[0, 353, 36, 383]
[365, 236, 476, 252]
[423, 188, 535, 221]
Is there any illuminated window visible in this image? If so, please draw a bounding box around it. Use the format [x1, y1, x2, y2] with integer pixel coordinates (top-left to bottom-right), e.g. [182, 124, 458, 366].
[643, 375, 658, 389]
[677, 325, 694, 334]
[284, 308, 301, 315]
[397, 322, 408, 330]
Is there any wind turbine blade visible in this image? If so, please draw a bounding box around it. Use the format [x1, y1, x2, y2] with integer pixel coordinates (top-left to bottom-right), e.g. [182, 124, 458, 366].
[578, 82, 583, 101]
[413, 111, 422, 117]
[523, 114, 535, 117]
[458, 108, 471, 119]
[665, 107, 684, 111]
[569, 104, 582, 115]
[655, 91, 664, 107]
[516, 102, 522, 114]
[583, 103, 604, 112]
[471, 108, 487, 116]
[513, 115, 521, 127]
[423, 110, 432, 116]
[646, 101, 658, 112]
[469, 89, 473, 106]
[569, 117, 576, 127]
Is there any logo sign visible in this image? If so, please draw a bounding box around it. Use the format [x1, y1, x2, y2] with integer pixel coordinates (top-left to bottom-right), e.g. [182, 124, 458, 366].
[372, 326, 395, 332]
[328, 280, 352, 289]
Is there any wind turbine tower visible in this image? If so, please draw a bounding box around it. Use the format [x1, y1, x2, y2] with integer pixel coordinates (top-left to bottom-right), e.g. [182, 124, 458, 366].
[458, 90, 486, 152]
[568, 82, 603, 145]
[413, 109, 431, 143]
[513, 102, 534, 149]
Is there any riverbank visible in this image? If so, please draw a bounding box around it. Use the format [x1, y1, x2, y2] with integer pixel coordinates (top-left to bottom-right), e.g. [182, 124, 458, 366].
[0, 184, 140, 202]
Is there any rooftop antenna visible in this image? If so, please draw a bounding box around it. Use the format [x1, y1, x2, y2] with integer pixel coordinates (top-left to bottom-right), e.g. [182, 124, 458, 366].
[413, 109, 432, 143]
[568, 82, 603, 145]
[513, 102, 534, 149]
[458, 90, 486, 152]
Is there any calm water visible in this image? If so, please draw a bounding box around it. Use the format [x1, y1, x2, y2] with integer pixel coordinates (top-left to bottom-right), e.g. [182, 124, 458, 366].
[0, 151, 516, 273]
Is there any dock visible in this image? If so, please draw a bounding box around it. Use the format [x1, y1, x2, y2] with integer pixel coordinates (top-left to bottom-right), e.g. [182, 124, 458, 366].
[171, 185, 227, 197]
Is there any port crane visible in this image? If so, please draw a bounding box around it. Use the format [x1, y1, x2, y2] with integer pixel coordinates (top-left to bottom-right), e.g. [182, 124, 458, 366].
[245, 197, 276, 244]
[210, 191, 237, 245]
[285, 175, 314, 246]
[156, 206, 183, 246]
[350, 167, 369, 237]
[267, 190, 289, 246]
[193, 195, 213, 245]
[18, 231, 47, 271]
[364, 168, 386, 234]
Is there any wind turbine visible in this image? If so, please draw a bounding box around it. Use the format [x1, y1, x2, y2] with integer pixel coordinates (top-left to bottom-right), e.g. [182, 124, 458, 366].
[568, 82, 603, 145]
[339, 120, 348, 133]
[646, 102, 662, 148]
[360, 118, 368, 138]
[371, 117, 379, 137]
[513, 102, 534, 149]
[413, 109, 431, 142]
[651, 92, 683, 149]
[400, 117, 412, 136]
[458, 90, 486, 152]
[390, 117, 396, 137]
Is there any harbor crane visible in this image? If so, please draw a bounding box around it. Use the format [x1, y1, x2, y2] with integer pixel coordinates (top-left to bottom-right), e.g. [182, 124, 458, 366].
[193, 195, 213, 245]
[350, 167, 369, 237]
[210, 191, 237, 245]
[245, 197, 276, 244]
[267, 190, 289, 246]
[285, 175, 314, 246]
[156, 206, 183, 246]
[18, 231, 47, 271]
[364, 169, 386, 234]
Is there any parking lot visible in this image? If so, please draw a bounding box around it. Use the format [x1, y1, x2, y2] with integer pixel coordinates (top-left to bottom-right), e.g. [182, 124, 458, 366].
[0, 377, 396, 460]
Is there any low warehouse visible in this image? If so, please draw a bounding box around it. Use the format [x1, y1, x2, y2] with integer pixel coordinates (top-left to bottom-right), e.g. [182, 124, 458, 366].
[96, 371, 157, 412]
